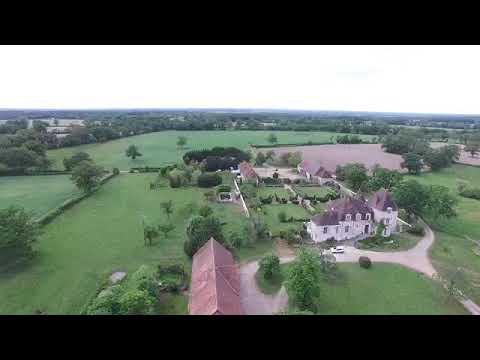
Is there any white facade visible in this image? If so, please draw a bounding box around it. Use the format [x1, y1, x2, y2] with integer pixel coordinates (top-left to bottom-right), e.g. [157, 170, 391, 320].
[371, 207, 398, 237]
[307, 213, 375, 242]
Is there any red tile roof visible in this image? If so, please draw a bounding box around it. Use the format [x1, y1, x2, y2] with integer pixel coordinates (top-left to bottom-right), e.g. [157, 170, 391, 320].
[299, 160, 332, 178]
[188, 238, 244, 315]
[239, 161, 258, 180]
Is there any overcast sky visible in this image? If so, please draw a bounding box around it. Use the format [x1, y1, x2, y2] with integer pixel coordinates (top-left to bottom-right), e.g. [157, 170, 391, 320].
[1, 45, 479, 114]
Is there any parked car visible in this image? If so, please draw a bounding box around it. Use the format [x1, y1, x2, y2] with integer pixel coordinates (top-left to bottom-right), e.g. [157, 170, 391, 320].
[330, 246, 345, 254]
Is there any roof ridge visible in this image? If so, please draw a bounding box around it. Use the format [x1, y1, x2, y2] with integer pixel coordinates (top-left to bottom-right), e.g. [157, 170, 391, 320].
[209, 238, 219, 315]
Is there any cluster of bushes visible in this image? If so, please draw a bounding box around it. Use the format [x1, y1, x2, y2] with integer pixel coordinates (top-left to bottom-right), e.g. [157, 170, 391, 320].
[197, 172, 222, 188]
[277, 211, 309, 224]
[252, 141, 333, 148]
[129, 166, 162, 173]
[406, 222, 425, 236]
[459, 187, 480, 201]
[297, 190, 339, 203]
[336, 134, 364, 144]
[157, 264, 188, 292]
[262, 177, 282, 185]
[183, 147, 250, 171]
[0, 168, 69, 176]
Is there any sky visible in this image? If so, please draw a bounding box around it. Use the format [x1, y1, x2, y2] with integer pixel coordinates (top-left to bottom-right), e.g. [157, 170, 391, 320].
[1, 45, 480, 115]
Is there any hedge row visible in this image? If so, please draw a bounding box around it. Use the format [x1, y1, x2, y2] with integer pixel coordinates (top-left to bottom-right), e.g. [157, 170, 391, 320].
[35, 172, 118, 226]
[251, 141, 334, 148]
[0, 169, 71, 177]
[129, 166, 163, 173]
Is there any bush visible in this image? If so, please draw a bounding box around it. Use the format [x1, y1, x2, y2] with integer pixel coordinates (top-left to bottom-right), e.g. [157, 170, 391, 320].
[113, 167, 120, 175]
[197, 172, 222, 188]
[459, 187, 480, 200]
[359, 256, 372, 269]
[199, 205, 213, 217]
[407, 222, 425, 236]
[184, 216, 224, 257]
[216, 184, 232, 194]
[278, 211, 287, 223]
[259, 254, 280, 279]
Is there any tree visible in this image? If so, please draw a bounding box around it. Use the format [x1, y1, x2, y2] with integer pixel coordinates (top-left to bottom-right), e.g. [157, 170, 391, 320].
[392, 180, 430, 216]
[423, 149, 446, 171]
[143, 224, 159, 246]
[267, 133, 278, 145]
[0, 206, 41, 265]
[0, 147, 41, 169]
[465, 142, 480, 157]
[255, 152, 266, 166]
[287, 151, 303, 167]
[160, 200, 174, 219]
[365, 167, 403, 192]
[401, 152, 423, 175]
[341, 163, 368, 191]
[157, 223, 175, 239]
[425, 185, 458, 219]
[278, 210, 287, 223]
[265, 150, 275, 161]
[70, 160, 104, 193]
[199, 205, 213, 217]
[259, 254, 280, 279]
[63, 151, 92, 171]
[184, 216, 225, 257]
[118, 289, 154, 315]
[176, 136, 187, 149]
[197, 172, 222, 187]
[125, 144, 142, 160]
[248, 216, 270, 242]
[285, 247, 321, 312]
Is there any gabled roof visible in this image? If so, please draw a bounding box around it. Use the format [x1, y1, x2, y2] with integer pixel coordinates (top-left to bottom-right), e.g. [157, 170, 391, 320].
[299, 160, 332, 178]
[239, 161, 258, 180]
[367, 190, 398, 211]
[188, 238, 244, 315]
[311, 196, 374, 225]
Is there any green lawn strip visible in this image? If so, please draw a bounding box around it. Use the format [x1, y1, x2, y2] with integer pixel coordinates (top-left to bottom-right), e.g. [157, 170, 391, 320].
[405, 164, 480, 304]
[0, 175, 81, 218]
[281, 262, 469, 315]
[255, 268, 284, 295]
[0, 173, 257, 314]
[257, 186, 291, 199]
[356, 232, 422, 252]
[47, 130, 374, 170]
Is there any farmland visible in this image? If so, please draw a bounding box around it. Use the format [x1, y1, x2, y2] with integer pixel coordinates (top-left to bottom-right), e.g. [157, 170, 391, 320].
[0, 175, 80, 219]
[282, 263, 469, 315]
[0, 173, 261, 314]
[405, 164, 480, 304]
[266, 144, 404, 173]
[46, 130, 375, 170]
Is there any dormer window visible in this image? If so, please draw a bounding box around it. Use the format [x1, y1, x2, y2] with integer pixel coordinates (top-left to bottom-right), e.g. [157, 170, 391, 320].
[356, 213, 362, 221]
[345, 214, 351, 221]
[366, 213, 371, 221]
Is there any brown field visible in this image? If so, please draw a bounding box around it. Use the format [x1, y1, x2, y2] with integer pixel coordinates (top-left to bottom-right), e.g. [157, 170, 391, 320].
[431, 142, 480, 167]
[267, 144, 405, 173]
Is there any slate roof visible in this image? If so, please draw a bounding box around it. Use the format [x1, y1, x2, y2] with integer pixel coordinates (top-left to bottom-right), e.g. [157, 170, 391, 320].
[311, 196, 374, 226]
[188, 238, 244, 315]
[239, 161, 258, 180]
[367, 190, 398, 211]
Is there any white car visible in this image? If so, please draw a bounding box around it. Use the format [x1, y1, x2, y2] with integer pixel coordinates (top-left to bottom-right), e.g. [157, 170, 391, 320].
[330, 246, 345, 254]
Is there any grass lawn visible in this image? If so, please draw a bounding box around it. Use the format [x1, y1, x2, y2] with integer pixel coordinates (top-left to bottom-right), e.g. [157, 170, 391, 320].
[293, 186, 334, 198]
[356, 232, 423, 252]
[47, 130, 374, 170]
[0, 175, 81, 219]
[155, 293, 188, 315]
[0, 173, 265, 314]
[405, 164, 480, 304]
[255, 204, 310, 236]
[257, 186, 291, 199]
[282, 263, 469, 315]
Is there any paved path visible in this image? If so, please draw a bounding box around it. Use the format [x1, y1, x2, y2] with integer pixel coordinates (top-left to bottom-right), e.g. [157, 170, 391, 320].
[239, 225, 480, 315]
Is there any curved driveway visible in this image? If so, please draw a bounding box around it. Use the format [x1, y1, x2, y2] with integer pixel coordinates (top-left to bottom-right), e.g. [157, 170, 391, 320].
[239, 225, 480, 315]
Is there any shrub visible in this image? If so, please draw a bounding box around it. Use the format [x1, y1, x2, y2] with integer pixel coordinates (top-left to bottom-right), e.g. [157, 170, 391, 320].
[459, 187, 480, 200]
[359, 256, 372, 269]
[199, 205, 213, 217]
[278, 210, 287, 223]
[112, 167, 120, 175]
[216, 184, 232, 194]
[184, 216, 224, 257]
[407, 222, 425, 236]
[197, 172, 222, 188]
[259, 254, 280, 279]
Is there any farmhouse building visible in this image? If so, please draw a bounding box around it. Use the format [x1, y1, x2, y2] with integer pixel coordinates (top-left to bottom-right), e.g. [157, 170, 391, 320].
[188, 238, 244, 315]
[297, 160, 332, 184]
[306, 190, 399, 242]
[239, 161, 259, 185]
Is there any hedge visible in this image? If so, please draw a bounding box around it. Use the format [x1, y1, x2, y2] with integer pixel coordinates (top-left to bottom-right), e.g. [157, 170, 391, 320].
[0, 169, 71, 177]
[251, 141, 334, 148]
[129, 166, 163, 173]
[34, 171, 118, 226]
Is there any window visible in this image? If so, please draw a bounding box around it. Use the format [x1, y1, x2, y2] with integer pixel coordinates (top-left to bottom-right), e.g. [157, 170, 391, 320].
[383, 228, 388, 236]
[345, 214, 351, 221]
[345, 225, 349, 233]
[366, 213, 371, 221]
[323, 227, 328, 234]
[356, 213, 362, 221]
[335, 226, 339, 234]
[385, 218, 390, 225]
[387, 207, 392, 214]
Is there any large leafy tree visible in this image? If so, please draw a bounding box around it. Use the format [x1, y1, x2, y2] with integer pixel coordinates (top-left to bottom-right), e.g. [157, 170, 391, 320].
[267, 133, 278, 145]
[0, 206, 41, 266]
[184, 215, 224, 257]
[425, 185, 458, 220]
[285, 247, 321, 312]
[125, 144, 142, 160]
[70, 160, 104, 193]
[392, 179, 430, 216]
[340, 163, 368, 191]
[401, 152, 423, 175]
[63, 151, 92, 171]
[365, 167, 403, 192]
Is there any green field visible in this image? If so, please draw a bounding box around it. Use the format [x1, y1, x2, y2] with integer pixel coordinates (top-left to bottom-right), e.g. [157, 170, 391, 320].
[47, 130, 374, 170]
[283, 263, 468, 315]
[0, 173, 260, 314]
[255, 204, 311, 236]
[0, 175, 80, 218]
[405, 164, 480, 304]
[257, 186, 291, 199]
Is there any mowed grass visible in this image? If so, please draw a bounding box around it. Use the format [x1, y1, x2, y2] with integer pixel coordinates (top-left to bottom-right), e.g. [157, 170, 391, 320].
[256, 204, 310, 236]
[0, 175, 80, 219]
[0, 173, 252, 314]
[293, 186, 333, 198]
[257, 186, 291, 199]
[405, 164, 480, 304]
[47, 130, 374, 170]
[282, 263, 468, 315]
